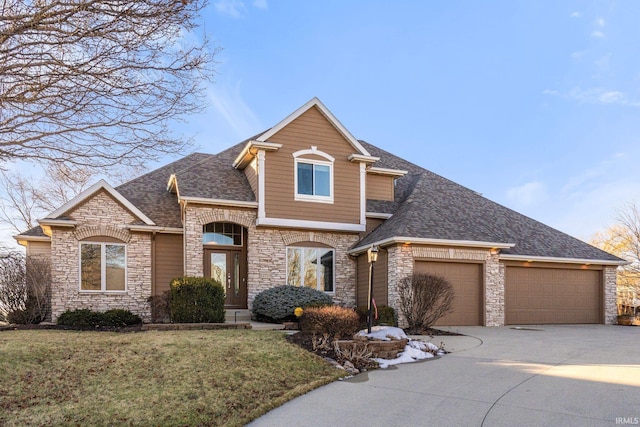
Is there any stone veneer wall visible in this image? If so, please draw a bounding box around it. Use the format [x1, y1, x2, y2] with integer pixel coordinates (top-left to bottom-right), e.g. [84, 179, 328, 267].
[603, 265, 618, 325]
[387, 245, 504, 327]
[49, 191, 152, 322]
[184, 205, 360, 308]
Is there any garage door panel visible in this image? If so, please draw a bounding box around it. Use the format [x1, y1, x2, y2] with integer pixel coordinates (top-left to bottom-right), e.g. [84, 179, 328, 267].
[506, 267, 601, 325]
[414, 261, 483, 326]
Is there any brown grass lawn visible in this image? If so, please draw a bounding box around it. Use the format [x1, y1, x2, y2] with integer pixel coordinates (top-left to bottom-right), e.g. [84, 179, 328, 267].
[0, 330, 343, 426]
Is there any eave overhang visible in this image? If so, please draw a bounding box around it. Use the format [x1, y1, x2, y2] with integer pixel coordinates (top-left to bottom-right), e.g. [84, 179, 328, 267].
[349, 236, 515, 256]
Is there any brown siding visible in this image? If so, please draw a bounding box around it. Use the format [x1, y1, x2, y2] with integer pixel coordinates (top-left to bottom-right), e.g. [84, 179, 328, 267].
[154, 233, 184, 296]
[366, 173, 394, 201]
[244, 158, 258, 197]
[360, 217, 384, 240]
[26, 241, 51, 258]
[264, 106, 361, 224]
[356, 250, 388, 308]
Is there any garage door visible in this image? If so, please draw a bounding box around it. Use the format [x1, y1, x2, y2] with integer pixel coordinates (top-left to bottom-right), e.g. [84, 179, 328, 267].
[505, 267, 601, 324]
[414, 261, 483, 326]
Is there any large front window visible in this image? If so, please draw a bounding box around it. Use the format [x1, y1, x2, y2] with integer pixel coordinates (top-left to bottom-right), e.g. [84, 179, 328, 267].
[295, 160, 333, 202]
[80, 242, 126, 291]
[286, 247, 334, 292]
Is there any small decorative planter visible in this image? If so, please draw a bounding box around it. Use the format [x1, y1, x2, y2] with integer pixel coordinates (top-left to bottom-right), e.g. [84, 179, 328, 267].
[617, 315, 633, 326]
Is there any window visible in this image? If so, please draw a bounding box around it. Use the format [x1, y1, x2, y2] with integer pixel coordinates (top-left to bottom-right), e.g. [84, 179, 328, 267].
[203, 222, 243, 246]
[286, 247, 334, 292]
[80, 242, 126, 291]
[295, 159, 333, 202]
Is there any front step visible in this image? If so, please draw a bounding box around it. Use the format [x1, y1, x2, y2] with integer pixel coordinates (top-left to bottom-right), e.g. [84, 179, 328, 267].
[225, 309, 251, 323]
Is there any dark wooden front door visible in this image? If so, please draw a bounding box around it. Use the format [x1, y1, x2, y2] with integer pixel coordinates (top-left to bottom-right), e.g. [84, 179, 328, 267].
[204, 249, 247, 308]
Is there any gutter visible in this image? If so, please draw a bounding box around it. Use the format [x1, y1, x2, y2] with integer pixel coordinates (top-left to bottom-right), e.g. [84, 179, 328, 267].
[349, 236, 515, 256]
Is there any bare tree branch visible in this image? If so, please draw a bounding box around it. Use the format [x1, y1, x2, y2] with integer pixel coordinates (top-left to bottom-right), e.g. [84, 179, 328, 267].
[0, 0, 217, 168]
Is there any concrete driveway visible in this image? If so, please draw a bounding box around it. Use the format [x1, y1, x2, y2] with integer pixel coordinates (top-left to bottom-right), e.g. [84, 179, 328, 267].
[249, 325, 640, 426]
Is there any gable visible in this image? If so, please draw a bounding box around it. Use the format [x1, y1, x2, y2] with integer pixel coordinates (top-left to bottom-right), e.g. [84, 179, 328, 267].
[262, 105, 363, 225]
[45, 179, 154, 226]
[66, 189, 138, 225]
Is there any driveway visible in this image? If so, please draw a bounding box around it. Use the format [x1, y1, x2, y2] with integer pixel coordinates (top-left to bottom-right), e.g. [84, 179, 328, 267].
[249, 325, 640, 426]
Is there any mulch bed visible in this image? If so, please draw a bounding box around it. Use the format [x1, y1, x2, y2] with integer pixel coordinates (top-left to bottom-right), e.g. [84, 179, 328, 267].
[286, 327, 461, 363]
[1, 323, 143, 333]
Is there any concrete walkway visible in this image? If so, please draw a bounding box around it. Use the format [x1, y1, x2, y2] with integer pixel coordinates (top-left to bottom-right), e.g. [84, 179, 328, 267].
[249, 325, 640, 426]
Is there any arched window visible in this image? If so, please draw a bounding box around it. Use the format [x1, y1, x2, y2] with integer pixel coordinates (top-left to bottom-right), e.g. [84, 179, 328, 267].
[293, 147, 334, 203]
[202, 222, 243, 246]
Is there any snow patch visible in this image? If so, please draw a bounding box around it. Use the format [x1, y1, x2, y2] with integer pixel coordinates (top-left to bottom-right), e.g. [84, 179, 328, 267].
[356, 326, 445, 369]
[356, 326, 408, 341]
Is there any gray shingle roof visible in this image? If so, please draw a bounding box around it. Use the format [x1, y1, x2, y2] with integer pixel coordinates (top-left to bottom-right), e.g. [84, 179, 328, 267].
[16, 133, 622, 263]
[358, 141, 622, 261]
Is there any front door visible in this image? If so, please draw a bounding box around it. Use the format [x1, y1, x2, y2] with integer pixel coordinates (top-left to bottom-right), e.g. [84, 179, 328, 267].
[204, 249, 247, 308]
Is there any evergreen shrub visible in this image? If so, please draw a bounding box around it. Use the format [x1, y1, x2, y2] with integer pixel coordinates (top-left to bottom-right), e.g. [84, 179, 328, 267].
[252, 285, 333, 323]
[169, 277, 225, 323]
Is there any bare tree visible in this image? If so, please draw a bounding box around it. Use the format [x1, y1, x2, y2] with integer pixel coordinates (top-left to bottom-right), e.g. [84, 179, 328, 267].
[0, 0, 216, 169]
[398, 273, 454, 334]
[0, 164, 99, 233]
[591, 202, 640, 293]
[0, 251, 51, 323]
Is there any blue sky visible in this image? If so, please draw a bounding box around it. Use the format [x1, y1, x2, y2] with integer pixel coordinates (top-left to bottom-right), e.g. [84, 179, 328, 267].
[183, 0, 640, 241]
[4, 1, 640, 247]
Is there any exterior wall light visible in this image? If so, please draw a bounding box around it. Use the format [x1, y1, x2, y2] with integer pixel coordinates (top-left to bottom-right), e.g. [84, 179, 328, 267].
[367, 245, 379, 333]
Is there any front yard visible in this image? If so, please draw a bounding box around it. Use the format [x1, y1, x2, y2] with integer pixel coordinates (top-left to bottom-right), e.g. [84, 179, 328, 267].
[0, 329, 343, 426]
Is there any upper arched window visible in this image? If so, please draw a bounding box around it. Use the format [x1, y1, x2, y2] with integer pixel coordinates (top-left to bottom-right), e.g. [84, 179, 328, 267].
[293, 146, 334, 203]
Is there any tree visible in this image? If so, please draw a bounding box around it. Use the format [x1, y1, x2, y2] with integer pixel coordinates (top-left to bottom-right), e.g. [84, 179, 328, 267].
[0, 0, 216, 169]
[591, 202, 640, 295]
[0, 251, 51, 324]
[0, 164, 99, 234]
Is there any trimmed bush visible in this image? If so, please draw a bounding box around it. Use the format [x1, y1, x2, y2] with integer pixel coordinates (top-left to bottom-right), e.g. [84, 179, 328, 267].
[103, 309, 142, 326]
[57, 308, 141, 327]
[169, 277, 225, 323]
[357, 305, 398, 328]
[299, 306, 360, 340]
[58, 309, 105, 327]
[252, 285, 333, 323]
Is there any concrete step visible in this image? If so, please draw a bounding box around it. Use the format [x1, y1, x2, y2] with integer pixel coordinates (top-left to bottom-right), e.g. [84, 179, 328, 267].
[225, 309, 251, 323]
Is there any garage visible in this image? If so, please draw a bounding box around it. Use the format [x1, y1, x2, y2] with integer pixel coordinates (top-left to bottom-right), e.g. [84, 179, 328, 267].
[414, 261, 483, 326]
[505, 266, 602, 325]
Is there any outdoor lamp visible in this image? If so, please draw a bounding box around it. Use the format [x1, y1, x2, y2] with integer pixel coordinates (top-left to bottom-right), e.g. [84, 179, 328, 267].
[367, 245, 379, 333]
[367, 245, 379, 263]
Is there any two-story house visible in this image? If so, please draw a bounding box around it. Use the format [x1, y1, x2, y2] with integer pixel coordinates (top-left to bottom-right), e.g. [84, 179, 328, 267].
[16, 98, 625, 326]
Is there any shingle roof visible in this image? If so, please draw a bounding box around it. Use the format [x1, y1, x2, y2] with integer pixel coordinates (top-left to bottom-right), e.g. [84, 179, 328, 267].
[357, 141, 622, 261]
[16, 226, 48, 238]
[172, 142, 255, 202]
[15, 132, 622, 263]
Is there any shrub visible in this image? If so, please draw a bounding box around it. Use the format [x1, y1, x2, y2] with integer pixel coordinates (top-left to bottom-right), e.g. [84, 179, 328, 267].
[299, 306, 360, 340]
[57, 308, 142, 327]
[356, 305, 398, 328]
[57, 309, 104, 327]
[148, 292, 170, 323]
[103, 309, 142, 326]
[398, 273, 454, 334]
[252, 285, 333, 323]
[0, 253, 51, 324]
[169, 277, 225, 323]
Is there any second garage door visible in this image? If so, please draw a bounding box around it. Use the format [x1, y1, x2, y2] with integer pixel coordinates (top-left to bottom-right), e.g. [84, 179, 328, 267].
[414, 261, 483, 326]
[505, 266, 601, 325]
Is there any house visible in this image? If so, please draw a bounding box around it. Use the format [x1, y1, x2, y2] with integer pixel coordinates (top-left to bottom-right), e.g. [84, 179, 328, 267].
[15, 97, 625, 326]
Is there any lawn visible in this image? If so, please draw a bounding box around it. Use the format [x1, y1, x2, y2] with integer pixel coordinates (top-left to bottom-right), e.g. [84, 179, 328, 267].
[0, 329, 343, 426]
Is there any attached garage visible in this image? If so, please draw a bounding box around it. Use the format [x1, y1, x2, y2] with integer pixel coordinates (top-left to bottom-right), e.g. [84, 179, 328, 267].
[505, 266, 602, 325]
[414, 261, 483, 326]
